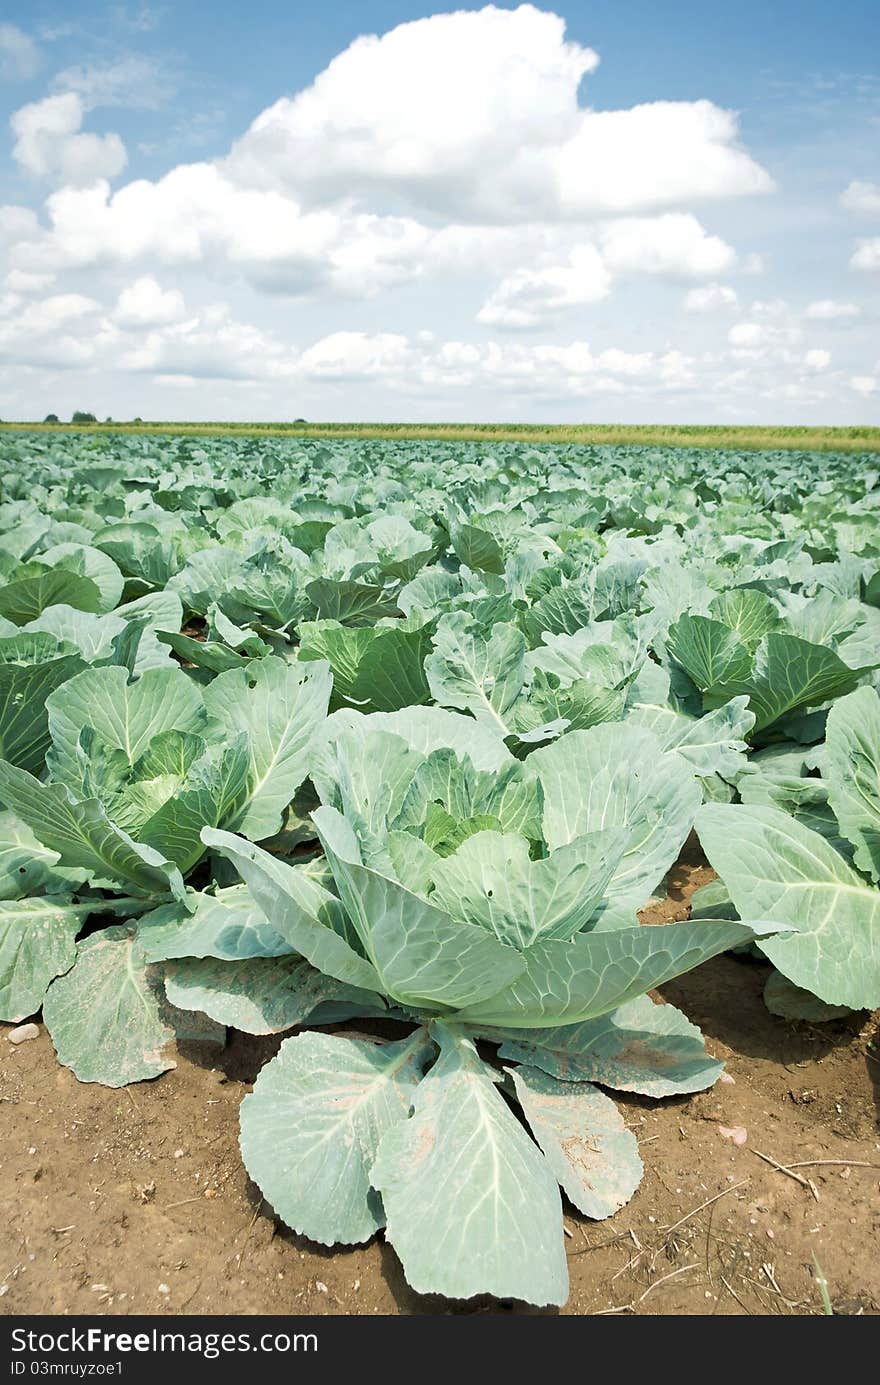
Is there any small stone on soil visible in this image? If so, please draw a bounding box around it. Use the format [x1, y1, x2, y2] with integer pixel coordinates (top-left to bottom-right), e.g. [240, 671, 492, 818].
[7, 1024, 39, 1045]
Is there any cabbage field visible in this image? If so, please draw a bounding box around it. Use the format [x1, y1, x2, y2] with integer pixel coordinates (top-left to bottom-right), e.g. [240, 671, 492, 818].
[0, 430, 878, 1309]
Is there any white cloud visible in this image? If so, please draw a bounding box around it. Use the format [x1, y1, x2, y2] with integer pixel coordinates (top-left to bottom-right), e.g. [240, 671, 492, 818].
[0, 275, 874, 420]
[477, 215, 733, 328]
[0, 291, 106, 368]
[0, 205, 40, 244]
[115, 275, 185, 326]
[684, 283, 738, 312]
[841, 180, 880, 215]
[851, 237, 880, 271]
[11, 93, 127, 185]
[728, 316, 802, 357]
[6, 6, 872, 423]
[120, 307, 290, 380]
[850, 375, 878, 397]
[297, 331, 413, 380]
[20, 169, 444, 298]
[805, 299, 861, 320]
[599, 214, 735, 277]
[803, 349, 831, 371]
[0, 23, 41, 80]
[477, 245, 610, 328]
[226, 5, 771, 223]
[728, 322, 763, 348]
[3, 269, 55, 295]
[1, 6, 771, 315]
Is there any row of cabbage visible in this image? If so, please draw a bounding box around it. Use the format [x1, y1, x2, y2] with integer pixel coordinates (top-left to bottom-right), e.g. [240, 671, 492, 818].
[0, 432, 877, 1306]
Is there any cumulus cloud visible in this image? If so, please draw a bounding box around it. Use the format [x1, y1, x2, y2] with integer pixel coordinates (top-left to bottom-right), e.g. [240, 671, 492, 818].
[805, 299, 861, 320]
[115, 275, 186, 326]
[120, 306, 290, 380]
[8, 5, 869, 423]
[11, 93, 127, 185]
[683, 283, 738, 312]
[0, 23, 41, 80]
[3, 269, 55, 295]
[0, 290, 106, 368]
[850, 375, 878, 397]
[296, 331, 414, 380]
[803, 349, 831, 371]
[728, 317, 802, 357]
[477, 215, 733, 328]
[477, 245, 611, 328]
[1, 6, 772, 312]
[598, 214, 735, 277]
[16, 169, 439, 297]
[851, 238, 880, 271]
[841, 180, 880, 215]
[0, 205, 40, 245]
[225, 4, 771, 223]
[0, 281, 701, 397]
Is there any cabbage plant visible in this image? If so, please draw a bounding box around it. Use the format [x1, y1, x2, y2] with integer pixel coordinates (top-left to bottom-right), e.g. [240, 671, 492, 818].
[180, 711, 785, 1306]
[697, 684, 880, 1015]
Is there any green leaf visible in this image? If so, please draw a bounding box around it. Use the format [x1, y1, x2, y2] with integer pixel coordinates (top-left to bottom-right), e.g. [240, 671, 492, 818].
[321, 705, 513, 773]
[306, 578, 399, 625]
[371, 1023, 568, 1306]
[508, 1065, 643, 1220]
[426, 614, 526, 733]
[457, 918, 783, 1028]
[496, 995, 723, 1096]
[0, 761, 183, 896]
[203, 657, 332, 841]
[137, 886, 293, 962]
[763, 970, 851, 1021]
[39, 543, 124, 613]
[156, 630, 253, 674]
[824, 687, 880, 880]
[529, 724, 702, 914]
[349, 624, 433, 712]
[394, 748, 541, 842]
[744, 633, 876, 733]
[42, 925, 176, 1086]
[697, 803, 880, 1009]
[297, 621, 377, 702]
[240, 1029, 433, 1244]
[312, 727, 422, 848]
[201, 828, 383, 992]
[0, 566, 103, 625]
[164, 955, 380, 1034]
[93, 522, 178, 587]
[709, 588, 781, 651]
[448, 520, 505, 574]
[46, 665, 206, 791]
[626, 697, 755, 779]
[115, 590, 185, 672]
[135, 738, 251, 872]
[667, 615, 752, 700]
[0, 897, 83, 1022]
[429, 829, 626, 948]
[314, 807, 526, 1009]
[0, 649, 85, 776]
[27, 605, 125, 662]
[0, 811, 84, 899]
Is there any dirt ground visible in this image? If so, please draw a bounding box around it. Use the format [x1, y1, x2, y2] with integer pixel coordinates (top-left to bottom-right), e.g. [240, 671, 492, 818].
[2, 847, 878, 1318]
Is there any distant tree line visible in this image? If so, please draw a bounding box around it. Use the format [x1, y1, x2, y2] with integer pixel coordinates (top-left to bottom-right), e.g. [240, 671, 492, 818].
[43, 412, 114, 424]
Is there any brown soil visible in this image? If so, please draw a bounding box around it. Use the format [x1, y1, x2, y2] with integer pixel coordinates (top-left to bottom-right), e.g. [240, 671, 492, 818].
[2, 851, 878, 1318]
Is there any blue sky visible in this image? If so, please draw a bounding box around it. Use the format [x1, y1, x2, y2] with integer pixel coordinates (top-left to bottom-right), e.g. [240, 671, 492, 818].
[0, 1, 878, 422]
